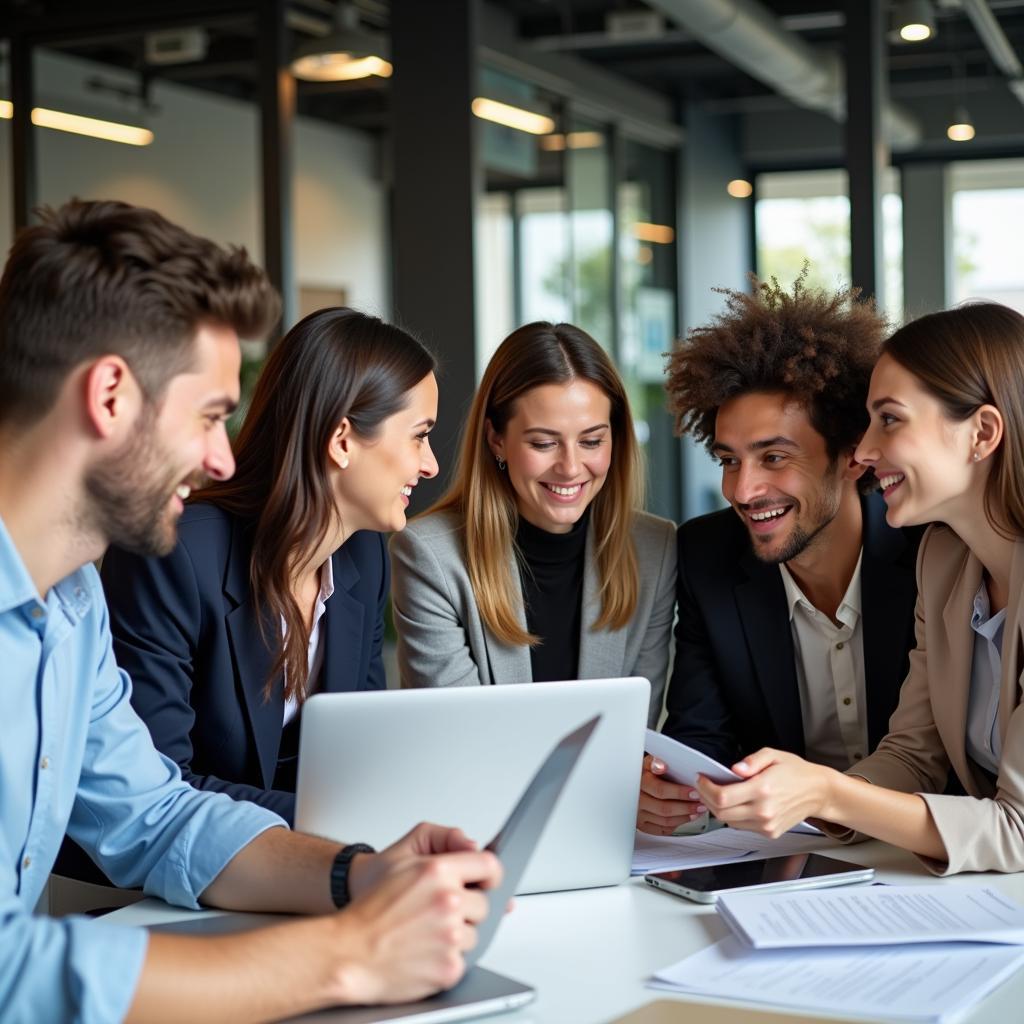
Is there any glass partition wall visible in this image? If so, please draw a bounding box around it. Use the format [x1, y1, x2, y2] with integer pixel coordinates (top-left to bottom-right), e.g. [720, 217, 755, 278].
[475, 75, 681, 521]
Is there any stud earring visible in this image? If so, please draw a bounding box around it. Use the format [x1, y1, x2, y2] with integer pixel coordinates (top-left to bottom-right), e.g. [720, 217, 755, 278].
[340, 456, 349, 469]
[973, 451, 981, 462]
[495, 455, 506, 471]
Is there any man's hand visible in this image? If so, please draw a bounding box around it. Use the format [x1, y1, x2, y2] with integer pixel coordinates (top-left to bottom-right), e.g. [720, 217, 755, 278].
[329, 846, 502, 1006]
[347, 822, 478, 901]
[636, 754, 704, 835]
[694, 748, 837, 837]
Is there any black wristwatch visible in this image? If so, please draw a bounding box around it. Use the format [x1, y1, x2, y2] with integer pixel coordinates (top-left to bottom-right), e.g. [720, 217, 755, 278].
[330, 843, 376, 909]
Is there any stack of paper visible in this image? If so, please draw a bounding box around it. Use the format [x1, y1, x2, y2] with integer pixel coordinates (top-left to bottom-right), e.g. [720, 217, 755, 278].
[643, 730, 821, 836]
[651, 885, 1024, 1022]
[650, 936, 1024, 1023]
[717, 885, 1024, 949]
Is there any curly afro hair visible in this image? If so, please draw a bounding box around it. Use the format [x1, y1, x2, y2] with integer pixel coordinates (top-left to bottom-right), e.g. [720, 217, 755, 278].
[665, 271, 887, 462]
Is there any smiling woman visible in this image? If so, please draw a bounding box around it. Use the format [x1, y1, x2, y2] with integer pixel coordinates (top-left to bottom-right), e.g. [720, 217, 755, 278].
[389, 321, 676, 731]
[97, 307, 438, 826]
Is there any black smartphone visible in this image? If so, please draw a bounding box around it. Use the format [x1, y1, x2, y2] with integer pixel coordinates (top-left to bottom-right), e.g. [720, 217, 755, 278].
[644, 853, 874, 904]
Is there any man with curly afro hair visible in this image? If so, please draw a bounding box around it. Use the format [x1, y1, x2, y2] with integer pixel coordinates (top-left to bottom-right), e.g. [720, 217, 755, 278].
[636, 273, 923, 837]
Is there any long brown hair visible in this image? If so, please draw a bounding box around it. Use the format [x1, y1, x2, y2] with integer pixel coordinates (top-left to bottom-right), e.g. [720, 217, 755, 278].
[195, 307, 435, 699]
[884, 302, 1024, 539]
[429, 321, 644, 646]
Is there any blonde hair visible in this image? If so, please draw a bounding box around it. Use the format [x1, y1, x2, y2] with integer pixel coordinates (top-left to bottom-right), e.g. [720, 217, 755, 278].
[428, 322, 644, 646]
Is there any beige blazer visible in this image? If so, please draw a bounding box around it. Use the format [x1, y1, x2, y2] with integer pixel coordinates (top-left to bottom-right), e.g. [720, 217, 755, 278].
[389, 509, 677, 726]
[833, 523, 1024, 874]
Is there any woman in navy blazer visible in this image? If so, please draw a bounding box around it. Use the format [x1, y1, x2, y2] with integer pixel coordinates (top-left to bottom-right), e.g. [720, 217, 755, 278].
[99, 307, 440, 825]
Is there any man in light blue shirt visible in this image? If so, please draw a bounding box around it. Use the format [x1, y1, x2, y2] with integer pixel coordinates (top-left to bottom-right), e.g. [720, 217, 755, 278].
[0, 200, 500, 1023]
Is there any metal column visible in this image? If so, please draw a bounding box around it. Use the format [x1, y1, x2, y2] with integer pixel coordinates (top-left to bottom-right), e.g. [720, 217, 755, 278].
[10, 29, 38, 232]
[844, 0, 887, 305]
[257, 0, 296, 336]
[901, 163, 951, 320]
[391, 0, 480, 503]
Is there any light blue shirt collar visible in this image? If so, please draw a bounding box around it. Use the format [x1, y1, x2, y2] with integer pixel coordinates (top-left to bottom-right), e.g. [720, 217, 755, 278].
[0, 514, 41, 614]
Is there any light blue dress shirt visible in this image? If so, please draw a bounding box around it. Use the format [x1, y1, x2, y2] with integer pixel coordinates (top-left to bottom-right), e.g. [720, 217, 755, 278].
[965, 581, 1007, 776]
[0, 516, 286, 1023]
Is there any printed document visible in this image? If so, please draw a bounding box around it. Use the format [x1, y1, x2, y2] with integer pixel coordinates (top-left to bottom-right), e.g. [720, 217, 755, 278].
[650, 935, 1024, 1023]
[643, 730, 821, 835]
[632, 827, 835, 876]
[717, 884, 1024, 949]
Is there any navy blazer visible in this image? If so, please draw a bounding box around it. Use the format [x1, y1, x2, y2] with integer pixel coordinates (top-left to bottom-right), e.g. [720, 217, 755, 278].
[100, 502, 389, 824]
[662, 493, 922, 767]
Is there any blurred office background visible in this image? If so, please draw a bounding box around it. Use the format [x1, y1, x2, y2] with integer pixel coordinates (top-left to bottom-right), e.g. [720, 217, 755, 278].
[3, 0, 1024, 524]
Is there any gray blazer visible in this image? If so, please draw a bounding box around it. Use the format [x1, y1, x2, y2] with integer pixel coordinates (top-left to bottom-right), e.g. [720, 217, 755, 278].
[390, 509, 677, 725]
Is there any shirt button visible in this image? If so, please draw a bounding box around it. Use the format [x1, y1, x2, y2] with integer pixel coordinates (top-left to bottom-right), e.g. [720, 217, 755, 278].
[23, 856, 31, 869]
[836, 641, 845, 650]
[30, 607, 43, 619]
[843, 697, 852, 706]
[40, 757, 49, 770]
[853, 752, 864, 761]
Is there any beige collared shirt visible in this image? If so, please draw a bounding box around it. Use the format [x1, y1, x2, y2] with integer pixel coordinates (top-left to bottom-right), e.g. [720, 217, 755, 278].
[778, 551, 868, 771]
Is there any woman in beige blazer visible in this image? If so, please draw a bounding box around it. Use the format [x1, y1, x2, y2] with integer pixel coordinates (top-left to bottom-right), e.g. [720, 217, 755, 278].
[390, 321, 676, 729]
[695, 302, 1024, 875]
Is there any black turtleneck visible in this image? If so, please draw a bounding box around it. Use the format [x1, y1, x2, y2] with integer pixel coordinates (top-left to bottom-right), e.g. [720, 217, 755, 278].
[515, 510, 589, 682]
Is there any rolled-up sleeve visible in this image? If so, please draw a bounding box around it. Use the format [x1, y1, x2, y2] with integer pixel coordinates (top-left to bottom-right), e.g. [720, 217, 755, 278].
[0, 886, 148, 1024]
[68, 591, 286, 907]
[0, 564, 286, 1023]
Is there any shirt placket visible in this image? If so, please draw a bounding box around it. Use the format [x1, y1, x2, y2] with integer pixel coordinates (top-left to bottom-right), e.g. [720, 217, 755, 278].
[17, 598, 66, 895]
[830, 618, 861, 763]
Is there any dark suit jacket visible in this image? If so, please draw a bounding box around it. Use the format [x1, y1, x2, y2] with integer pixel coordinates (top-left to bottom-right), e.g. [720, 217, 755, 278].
[100, 502, 389, 824]
[662, 493, 921, 767]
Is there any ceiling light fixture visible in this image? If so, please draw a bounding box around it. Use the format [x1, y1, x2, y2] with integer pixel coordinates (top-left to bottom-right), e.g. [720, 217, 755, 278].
[892, 0, 936, 43]
[947, 106, 976, 141]
[0, 100, 153, 145]
[540, 130, 604, 151]
[290, 2, 392, 82]
[727, 179, 754, 198]
[471, 97, 555, 135]
[632, 222, 675, 244]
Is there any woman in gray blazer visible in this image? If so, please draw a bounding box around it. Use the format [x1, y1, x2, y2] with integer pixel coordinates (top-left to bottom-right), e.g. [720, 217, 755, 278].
[390, 321, 675, 729]
[695, 303, 1024, 875]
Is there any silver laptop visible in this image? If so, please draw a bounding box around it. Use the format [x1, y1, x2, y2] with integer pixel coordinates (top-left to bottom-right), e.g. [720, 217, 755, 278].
[154, 717, 601, 1024]
[294, 677, 649, 894]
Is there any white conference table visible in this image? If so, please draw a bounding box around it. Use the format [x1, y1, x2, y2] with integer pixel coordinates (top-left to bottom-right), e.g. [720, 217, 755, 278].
[107, 838, 1024, 1023]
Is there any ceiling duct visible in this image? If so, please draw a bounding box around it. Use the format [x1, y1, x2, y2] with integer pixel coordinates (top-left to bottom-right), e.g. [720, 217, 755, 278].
[644, 0, 922, 148]
[960, 0, 1024, 108]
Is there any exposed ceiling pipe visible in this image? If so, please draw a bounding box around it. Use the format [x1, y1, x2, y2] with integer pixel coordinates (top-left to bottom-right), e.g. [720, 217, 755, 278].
[644, 0, 922, 148]
[960, 0, 1024, 106]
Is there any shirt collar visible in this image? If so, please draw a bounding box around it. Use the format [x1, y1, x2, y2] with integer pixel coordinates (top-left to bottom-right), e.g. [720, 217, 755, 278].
[0, 514, 43, 614]
[319, 555, 335, 605]
[310, 557, 335, 632]
[778, 549, 864, 625]
[971, 580, 1007, 640]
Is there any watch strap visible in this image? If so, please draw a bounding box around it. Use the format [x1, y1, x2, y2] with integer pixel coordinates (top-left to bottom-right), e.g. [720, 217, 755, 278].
[330, 843, 376, 909]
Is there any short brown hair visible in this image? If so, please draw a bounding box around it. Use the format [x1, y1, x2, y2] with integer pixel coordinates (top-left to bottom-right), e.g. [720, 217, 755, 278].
[0, 198, 279, 427]
[665, 273, 886, 460]
[885, 302, 1024, 539]
[429, 321, 644, 646]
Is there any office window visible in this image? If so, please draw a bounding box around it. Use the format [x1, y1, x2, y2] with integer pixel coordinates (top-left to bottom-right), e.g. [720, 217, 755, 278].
[951, 159, 1024, 313]
[755, 168, 903, 324]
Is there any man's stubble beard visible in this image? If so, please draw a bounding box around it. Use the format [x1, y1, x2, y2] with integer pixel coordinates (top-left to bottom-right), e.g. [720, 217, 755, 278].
[83, 406, 186, 558]
[750, 478, 844, 566]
